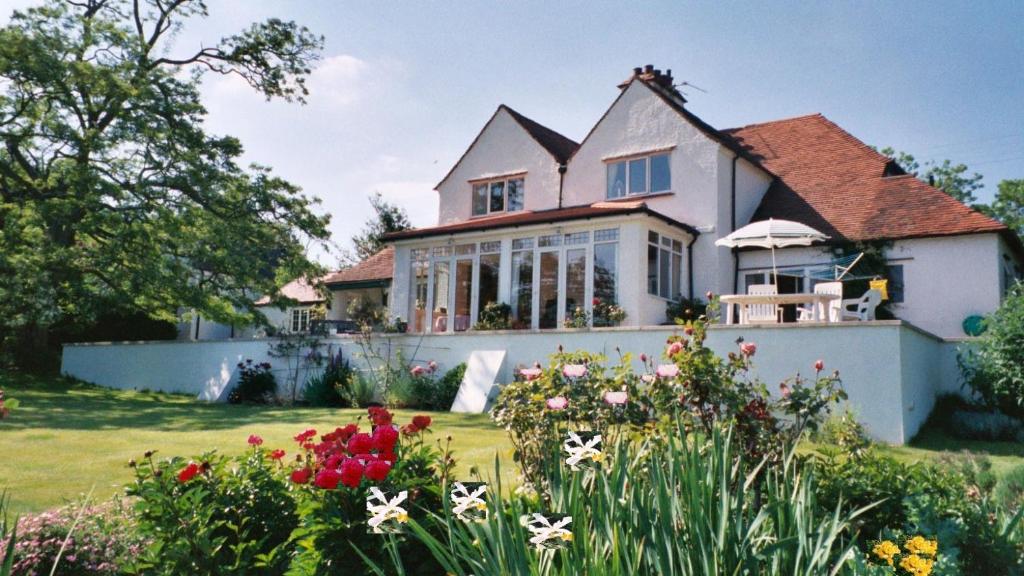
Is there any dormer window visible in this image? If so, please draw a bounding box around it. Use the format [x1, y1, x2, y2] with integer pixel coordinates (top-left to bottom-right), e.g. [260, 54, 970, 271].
[606, 153, 671, 199]
[472, 176, 525, 216]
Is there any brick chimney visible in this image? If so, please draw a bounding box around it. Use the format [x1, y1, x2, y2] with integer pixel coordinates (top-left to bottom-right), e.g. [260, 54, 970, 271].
[618, 64, 686, 103]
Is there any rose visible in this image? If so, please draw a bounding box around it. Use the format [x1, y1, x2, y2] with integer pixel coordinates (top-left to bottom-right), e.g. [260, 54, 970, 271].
[314, 468, 343, 489]
[294, 429, 317, 443]
[247, 434, 263, 447]
[562, 364, 587, 378]
[546, 396, 568, 410]
[428, 360, 438, 372]
[364, 459, 392, 482]
[412, 415, 432, 430]
[667, 341, 684, 356]
[593, 297, 601, 306]
[656, 364, 679, 378]
[640, 353, 648, 363]
[604, 391, 628, 405]
[347, 432, 373, 454]
[177, 462, 200, 483]
[270, 449, 286, 460]
[814, 359, 824, 372]
[641, 374, 656, 384]
[740, 342, 757, 357]
[410, 365, 425, 377]
[290, 468, 312, 484]
[520, 367, 543, 381]
[373, 425, 399, 451]
[340, 458, 364, 488]
[779, 382, 791, 398]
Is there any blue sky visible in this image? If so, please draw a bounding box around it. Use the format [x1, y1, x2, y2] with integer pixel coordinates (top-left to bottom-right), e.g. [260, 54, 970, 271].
[3, 1, 1023, 264]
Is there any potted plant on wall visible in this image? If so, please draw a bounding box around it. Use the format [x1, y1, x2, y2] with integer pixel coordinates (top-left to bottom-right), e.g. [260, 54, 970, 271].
[592, 298, 626, 327]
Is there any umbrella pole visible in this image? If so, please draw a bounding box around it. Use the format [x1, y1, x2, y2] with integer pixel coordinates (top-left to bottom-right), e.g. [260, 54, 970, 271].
[771, 245, 778, 286]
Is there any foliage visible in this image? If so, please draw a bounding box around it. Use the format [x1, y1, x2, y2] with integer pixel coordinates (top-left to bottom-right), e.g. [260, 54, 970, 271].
[228, 359, 278, 405]
[268, 332, 325, 403]
[473, 302, 511, 331]
[2, 499, 145, 576]
[562, 306, 590, 329]
[302, 346, 351, 407]
[343, 192, 412, 266]
[408, 363, 466, 411]
[591, 297, 626, 327]
[376, 425, 866, 576]
[864, 536, 940, 575]
[0, 389, 17, 419]
[814, 409, 873, 458]
[996, 464, 1024, 512]
[1, 493, 17, 576]
[879, 147, 984, 205]
[344, 373, 379, 408]
[981, 179, 1024, 238]
[127, 445, 299, 576]
[0, 0, 329, 368]
[959, 284, 1024, 417]
[666, 295, 709, 324]
[347, 296, 387, 329]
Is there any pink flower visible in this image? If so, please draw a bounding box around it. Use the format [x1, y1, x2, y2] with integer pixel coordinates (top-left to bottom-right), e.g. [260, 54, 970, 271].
[410, 365, 425, 377]
[520, 367, 543, 381]
[814, 359, 824, 372]
[640, 353, 648, 363]
[428, 360, 438, 372]
[740, 342, 757, 357]
[247, 434, 263, 447]
[705, 291, 714, 300]
[667, 341, 684, 356]
[656, 364, 680, 378]
[780, 382, 791, 398]
[641, 373, 656, 384]
[546, 396, 568, 410]
[604, 391, 628, 405]
[562, 364, 587, 378]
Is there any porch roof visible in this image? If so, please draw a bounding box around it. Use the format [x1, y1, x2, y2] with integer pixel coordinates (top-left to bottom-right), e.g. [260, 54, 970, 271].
[382, 201, 699, 242]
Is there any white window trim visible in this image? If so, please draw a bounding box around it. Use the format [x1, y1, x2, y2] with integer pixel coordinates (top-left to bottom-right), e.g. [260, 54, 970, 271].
[605, 152, 672, 199]
[647, 231, 684, 300]
[290, 307, 311, 333]
[470, 175, 526, 217]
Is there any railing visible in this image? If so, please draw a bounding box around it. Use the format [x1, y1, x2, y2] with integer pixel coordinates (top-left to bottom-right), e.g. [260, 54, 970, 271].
[310, 319, 361, 335]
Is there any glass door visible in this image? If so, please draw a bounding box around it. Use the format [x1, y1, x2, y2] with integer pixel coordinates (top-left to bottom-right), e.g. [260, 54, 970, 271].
[539, 250, 560, 329]
[453, 258, 473, 332]
[431, 261, 450, 333]
[564, 248, 587, 323]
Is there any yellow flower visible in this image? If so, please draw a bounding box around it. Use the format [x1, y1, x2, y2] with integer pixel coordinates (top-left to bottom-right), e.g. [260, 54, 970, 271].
[872, 540, 900, 566]
[475, 502, 488, 511]
[591, 453, 605, 462]
[560, 531, 574, 541]
[395, 512, 409, 524]
[903, 535, 938, 558]
[899, 553, 934, 576]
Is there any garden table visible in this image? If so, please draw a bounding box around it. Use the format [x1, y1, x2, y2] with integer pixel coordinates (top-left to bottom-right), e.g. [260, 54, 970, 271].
[719, 293, 841, 325]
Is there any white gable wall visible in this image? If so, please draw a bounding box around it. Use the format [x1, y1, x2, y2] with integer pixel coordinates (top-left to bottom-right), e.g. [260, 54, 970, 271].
[436, 108, 563, 225]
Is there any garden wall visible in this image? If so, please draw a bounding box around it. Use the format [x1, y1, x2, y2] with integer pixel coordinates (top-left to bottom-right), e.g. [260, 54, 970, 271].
[62, 320, 972, 444]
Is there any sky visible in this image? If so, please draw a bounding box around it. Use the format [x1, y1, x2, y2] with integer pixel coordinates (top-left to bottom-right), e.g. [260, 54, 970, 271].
[2, 1, 1023, 266]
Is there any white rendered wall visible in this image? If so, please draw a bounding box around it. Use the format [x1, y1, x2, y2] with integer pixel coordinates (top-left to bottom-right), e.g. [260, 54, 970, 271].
[436, 108, 564, 225]
[63, 321, 955, 444]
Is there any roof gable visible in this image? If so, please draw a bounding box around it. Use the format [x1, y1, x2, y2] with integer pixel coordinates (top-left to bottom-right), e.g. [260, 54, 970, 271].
[434, 105, 578, 190]
[323, 246, 394, 285]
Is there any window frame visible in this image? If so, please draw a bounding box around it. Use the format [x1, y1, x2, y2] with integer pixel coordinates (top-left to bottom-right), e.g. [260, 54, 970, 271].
[647, 230, 685, 300]
[606, 152, 672, 199]
[470, 175, 525, 217]
[290, 307, 310, 333]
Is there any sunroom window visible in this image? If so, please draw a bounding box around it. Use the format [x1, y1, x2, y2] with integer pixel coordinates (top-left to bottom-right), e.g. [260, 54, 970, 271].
[472, 176, 525, 216]
[607, 153, 671, 199]
[647, 231, 683, 299]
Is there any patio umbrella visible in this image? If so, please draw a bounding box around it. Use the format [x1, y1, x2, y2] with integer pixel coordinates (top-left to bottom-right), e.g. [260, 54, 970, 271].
[714, 218, 830, 285]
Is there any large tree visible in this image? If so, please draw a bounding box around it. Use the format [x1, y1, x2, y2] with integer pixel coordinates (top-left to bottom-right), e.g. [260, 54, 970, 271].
[0, 0, 330, 363]
[342, 192, 411, 265]
[982, 179, 1024, 238]
[879, 147, 984, 205]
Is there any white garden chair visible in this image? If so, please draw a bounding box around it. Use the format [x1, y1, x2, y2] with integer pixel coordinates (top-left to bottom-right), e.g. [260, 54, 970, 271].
[841, 289, 882, 321]
[798, 281, 843, 322]
[744, 284, 782, 324]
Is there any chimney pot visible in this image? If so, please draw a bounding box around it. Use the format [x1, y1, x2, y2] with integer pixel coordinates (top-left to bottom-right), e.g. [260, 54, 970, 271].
[633, 67, 642, 75]
[644, 64, 654, 73]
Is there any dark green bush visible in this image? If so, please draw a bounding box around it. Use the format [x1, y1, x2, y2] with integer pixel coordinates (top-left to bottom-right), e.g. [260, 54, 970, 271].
[959, 284, 1024, 417]
[665, 295, 708, 324]
[303, 349, 352, 407]
[228, 359, 277, 404]
[473, 302, 511, 330]
[409, 363, 466, 410]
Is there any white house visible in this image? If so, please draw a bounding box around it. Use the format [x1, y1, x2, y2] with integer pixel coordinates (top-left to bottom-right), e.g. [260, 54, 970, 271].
[384, 65, 1023, 338]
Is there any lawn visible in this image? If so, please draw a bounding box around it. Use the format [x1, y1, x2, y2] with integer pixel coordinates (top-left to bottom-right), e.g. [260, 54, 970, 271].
[0, 372, 514, 515]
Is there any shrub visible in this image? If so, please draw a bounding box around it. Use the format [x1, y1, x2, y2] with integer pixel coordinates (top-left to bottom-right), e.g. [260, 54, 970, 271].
[303, 347, 352, 407]
[959, 284, 1024, 417]
[666, 294, 712, 324]
[592, 297, 626, 327]
[228, 359, 277, 404]
[343, 373, 377, 408]
[814, 409, 872, 458]
[409, 362, 466, 410]
[474, 302, 511, 330]
[0, 389, 17, 419]
[2, 500, 145, 576]
[996, 464, 1024, 512]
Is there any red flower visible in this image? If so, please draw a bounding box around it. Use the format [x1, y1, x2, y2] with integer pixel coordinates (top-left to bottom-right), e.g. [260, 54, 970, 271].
[592, 297, 601, 306]
[364, 460, 392, 482]
[247, 434, 263, 447]
[378, 449, 396, 463]
[324, 454, 344, 469]
[290, 467, 312, 484]
[294, 429, 317, 444]
[373, 426, 399, 452]
[314, 468, 343, 490]
[177, 462, 200, 483]
[347, 432, 373, 455]
[340, 458, 364, 488]
[368, 407, 393, 427]
[400, 424, 419, 436]
[270, 449, 286, 460]
[412, 415, 432, 430]
[814, 359, 825, 372]
[740, 342, 757, 357]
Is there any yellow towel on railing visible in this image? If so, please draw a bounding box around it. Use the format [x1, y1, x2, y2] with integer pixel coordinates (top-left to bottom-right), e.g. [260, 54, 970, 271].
[870, 278, 889, 301]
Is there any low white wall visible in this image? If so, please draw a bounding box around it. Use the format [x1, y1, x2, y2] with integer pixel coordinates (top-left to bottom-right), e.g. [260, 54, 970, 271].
[62, 321, 961, 445]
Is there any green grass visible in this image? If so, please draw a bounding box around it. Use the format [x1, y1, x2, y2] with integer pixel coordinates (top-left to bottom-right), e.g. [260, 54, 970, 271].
[0, 372, 513, 515]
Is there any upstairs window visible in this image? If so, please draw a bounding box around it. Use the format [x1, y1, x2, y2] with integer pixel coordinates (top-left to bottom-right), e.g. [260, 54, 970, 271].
[607, 153, 671, 199]
[472, 176, 525, 216]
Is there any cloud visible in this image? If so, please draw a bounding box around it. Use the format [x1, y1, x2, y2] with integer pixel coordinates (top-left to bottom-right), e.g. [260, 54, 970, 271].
[364, 180, 438, 228]
[307, 54, 371, 107]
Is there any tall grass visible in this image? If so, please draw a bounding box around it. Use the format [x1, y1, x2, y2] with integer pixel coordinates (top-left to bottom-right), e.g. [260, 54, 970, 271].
[372, 426, 873, 575]
[1, 492, 16, 576]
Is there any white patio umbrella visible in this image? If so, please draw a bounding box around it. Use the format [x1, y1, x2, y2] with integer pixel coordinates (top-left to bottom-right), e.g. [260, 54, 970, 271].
[714, 218, 830, 285]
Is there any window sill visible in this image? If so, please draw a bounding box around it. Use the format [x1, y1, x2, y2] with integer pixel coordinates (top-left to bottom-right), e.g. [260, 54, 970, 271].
[604, 191, 674, 203]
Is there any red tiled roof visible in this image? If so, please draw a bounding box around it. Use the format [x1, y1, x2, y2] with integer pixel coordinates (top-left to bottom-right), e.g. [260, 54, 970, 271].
[722, 113, 1008, 242]
[383, 202, 698, 241]
[254, 277, 323, 306]
[323, 246, 394, 285]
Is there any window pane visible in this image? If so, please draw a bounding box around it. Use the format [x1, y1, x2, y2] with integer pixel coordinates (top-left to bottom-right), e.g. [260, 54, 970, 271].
[629, 158, 647, 194]
[455, 243, 476, 255]
[659, 248, 671, 298]
[593, 242, 617, 305]
[672, 239, 683, 253]
[507, 178, 524, 212]
[607, 162, 627, 199]
[539, 234, 561, 247]
[432, 261, 450, 333]
[511, 251, 533, 329]
[594, 228, 619, 242]
[648, 244, 658, 295]
[472, 184, 488, 216]
[648, 231, 659, 244]
[432, 246, 452, 258]
[539, 251, 559, 329]
[650, 154, 671, 192]
[454, 259, 473, 332]
[409, 261, 428, 333]
[671, 252, 682, 299]
[887, 264, 905, 304]
[565, 248, 586, 323]
[480, 241, 502, 253]
[512, 237, 534, 250]
[490, 181, 505, 212]
[478, 253, 501, 316]
[564, 231, 589, 245]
